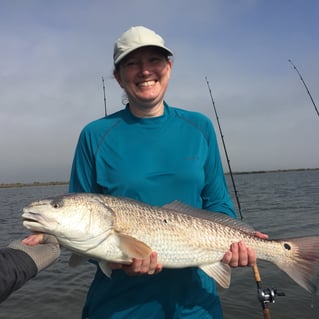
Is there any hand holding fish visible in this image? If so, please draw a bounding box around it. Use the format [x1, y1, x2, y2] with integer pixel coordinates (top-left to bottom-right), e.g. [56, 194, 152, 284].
[222, 232, 269, 267]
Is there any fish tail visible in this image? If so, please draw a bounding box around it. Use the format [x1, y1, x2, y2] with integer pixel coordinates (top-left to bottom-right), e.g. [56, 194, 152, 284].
[275, 236, 319, 294]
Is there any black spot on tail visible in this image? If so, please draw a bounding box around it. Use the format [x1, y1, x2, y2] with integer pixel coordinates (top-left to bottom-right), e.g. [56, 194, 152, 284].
[284, 243, 291, 250]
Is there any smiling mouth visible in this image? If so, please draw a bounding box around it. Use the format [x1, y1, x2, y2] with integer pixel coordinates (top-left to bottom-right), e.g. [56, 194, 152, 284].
[138, 80, 156, 87]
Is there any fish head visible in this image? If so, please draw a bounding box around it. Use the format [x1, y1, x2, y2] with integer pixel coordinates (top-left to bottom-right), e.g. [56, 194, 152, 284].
[22, 193, 115, 249]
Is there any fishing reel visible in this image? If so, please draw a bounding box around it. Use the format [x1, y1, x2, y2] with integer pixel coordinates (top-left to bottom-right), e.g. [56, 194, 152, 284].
[257, 288, 285, 305]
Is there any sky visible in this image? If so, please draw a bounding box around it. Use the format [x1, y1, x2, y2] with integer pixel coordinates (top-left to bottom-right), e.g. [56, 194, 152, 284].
[1, 0, 318, 184]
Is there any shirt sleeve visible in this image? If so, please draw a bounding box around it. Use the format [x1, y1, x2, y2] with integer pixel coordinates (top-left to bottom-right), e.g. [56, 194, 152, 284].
[69, 129, 102, 193]
[0, 249, 37, 303]
[201, 119, 237, 219]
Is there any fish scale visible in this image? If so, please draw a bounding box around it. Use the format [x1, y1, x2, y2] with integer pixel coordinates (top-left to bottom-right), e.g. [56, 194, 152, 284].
[107, 197, 264, 263]
[111, 202, 225, 263]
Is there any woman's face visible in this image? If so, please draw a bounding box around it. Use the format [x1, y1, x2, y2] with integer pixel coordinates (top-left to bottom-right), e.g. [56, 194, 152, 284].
[114, 47, 172, 112]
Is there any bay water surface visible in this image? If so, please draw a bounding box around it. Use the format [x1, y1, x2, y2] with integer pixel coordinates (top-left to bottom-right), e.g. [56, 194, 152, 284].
[0, 170, 318, 318]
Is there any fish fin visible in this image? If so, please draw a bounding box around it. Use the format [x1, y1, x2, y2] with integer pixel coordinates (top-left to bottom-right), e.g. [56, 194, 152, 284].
[99, 261, 112, 278]
[164, 201, 255, 233]
[275, 236, 319, 295]
[118, 233, 152, 259]
[69, 254, 113, 279]
[68, 253, 87, 267]
[200, 262, 231, 288]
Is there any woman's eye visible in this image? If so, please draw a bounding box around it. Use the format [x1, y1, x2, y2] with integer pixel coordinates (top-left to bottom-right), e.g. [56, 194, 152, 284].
[125, 60, 137, 67]
[150, 57, 162, 64]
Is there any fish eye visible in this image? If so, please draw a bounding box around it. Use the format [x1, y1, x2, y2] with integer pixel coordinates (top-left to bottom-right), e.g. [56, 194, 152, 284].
[51, 198, 63, 209]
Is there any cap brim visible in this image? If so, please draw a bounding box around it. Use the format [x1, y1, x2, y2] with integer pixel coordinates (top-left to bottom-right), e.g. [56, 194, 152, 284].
[114, 45, 173, 65]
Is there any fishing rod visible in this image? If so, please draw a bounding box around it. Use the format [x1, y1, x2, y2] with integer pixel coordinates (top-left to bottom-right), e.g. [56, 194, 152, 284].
[205, 77, 285, 318]
[253, 264, 285, 319]
[205, 76, 243, 221]
[102, 76, 107, 116]
[288, 59, 319, 118]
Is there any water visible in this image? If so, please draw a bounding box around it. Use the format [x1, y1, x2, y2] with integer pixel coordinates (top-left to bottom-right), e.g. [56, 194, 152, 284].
[0, 170, 318, 318]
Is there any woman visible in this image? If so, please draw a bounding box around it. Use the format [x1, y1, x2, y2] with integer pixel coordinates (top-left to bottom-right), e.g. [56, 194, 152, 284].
[69, 26, 266, 319]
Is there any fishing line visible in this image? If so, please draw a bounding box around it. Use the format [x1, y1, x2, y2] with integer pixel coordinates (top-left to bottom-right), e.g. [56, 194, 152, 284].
[288, 59, 319, 118]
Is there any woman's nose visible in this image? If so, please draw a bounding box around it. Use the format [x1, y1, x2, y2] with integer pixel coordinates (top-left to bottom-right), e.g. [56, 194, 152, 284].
[138, 61, 152, 74]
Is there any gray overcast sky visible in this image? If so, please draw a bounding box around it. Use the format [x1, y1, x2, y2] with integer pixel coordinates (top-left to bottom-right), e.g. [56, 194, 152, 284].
[1, 0, 318, 184]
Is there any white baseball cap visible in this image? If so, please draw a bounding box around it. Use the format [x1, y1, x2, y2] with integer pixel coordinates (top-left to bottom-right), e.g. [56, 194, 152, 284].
[113, 26, 173, 65]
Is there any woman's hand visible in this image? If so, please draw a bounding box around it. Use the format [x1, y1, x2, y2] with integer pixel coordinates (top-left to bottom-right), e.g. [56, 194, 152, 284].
[222, 232, 268, 267]
[108, 252, 162, 276]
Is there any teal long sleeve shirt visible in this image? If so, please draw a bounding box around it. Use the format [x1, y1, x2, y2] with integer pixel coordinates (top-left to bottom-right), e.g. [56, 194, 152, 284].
[69, 102, 236, 319]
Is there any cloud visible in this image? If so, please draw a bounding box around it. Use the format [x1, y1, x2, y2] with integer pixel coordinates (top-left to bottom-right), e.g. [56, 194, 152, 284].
[0, 0, 318, 183]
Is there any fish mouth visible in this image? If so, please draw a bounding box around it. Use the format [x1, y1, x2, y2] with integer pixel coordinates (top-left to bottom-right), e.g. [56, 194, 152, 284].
[22, 211, 41, 222]
[22, 210, 54, 232]
[23, 212, 42, 228]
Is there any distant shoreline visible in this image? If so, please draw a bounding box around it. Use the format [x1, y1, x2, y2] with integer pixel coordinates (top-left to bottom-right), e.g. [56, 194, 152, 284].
[1, 168, 318, 189]
[228, 167, 319, 175]
[0, 181, 69, 189]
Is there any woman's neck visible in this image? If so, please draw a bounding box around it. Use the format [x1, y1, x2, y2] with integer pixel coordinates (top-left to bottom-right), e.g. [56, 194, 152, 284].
[128, 101, 165, 118]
